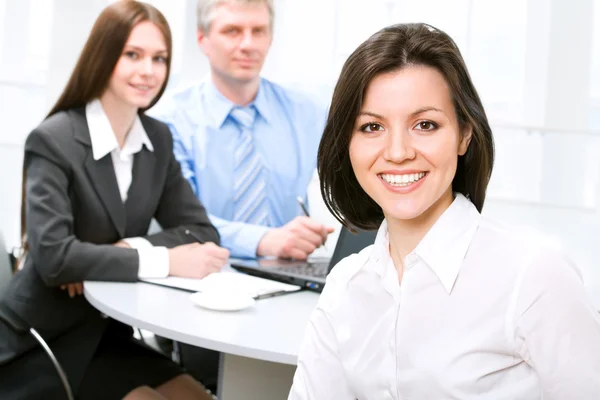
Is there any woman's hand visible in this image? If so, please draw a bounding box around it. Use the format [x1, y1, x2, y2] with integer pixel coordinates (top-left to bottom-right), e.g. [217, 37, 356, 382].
[168, 242, 229, 279]
[60, 241, 131, 297]
[60, 282, 83, 297]
[59, 241, 228, 295]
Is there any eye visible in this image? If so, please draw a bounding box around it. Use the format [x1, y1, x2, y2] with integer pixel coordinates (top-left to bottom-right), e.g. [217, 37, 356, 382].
[414, 121, 438, 131]
[359, 122, 384, 133]
[153, 55, 168, 63]
[225, 27, 240, 35]
[124, 51, 138, 60]
[253, 27, 267, 35]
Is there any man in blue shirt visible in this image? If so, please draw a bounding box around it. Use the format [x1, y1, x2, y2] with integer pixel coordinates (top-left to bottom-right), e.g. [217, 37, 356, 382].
[153, 0, 333, 260]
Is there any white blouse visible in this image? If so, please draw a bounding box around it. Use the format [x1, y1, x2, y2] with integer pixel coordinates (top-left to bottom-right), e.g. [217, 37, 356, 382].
[289, 194, 600, 400]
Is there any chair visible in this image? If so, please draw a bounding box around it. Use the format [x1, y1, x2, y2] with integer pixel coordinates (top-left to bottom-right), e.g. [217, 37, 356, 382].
[0, 232, 74, 400]
[0, 233, 12, 297]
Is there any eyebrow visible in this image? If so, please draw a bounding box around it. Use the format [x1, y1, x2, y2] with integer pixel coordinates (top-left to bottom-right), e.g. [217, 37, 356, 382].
[124, 45, 168, 55]
[220, 23, 268, 30]
[410, 106, 444, 117]
[358, 111, 384, 119]
[358, 107, 444, 119]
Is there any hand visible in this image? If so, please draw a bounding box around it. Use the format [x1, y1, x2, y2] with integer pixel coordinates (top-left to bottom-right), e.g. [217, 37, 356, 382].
[61, 239, 127, 297]
[168, 242, 229, 279]
[60, 282, 83, 298]
[257, 216, 335, 260]
[114, 241, 131, 248]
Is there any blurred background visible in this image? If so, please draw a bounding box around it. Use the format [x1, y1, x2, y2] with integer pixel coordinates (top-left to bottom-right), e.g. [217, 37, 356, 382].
[1, 0, 599, 296]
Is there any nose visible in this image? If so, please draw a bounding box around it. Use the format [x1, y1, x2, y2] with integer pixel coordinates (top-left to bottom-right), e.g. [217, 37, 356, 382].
[239, 30, 254, 50]
[383, 128, 416, 163]
[139, 56, 154, 76]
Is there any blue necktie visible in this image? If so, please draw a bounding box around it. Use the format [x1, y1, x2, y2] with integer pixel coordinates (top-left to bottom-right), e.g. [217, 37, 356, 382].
[230, 106, 270, 226]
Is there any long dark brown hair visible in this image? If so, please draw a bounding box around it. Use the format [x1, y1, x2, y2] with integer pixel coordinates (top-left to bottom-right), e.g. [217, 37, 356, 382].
[318, 23, 495, 231]
[17, 1, 172, 271]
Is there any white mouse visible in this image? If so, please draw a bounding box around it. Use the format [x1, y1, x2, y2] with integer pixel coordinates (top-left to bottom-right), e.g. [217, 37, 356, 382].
[190, 291, 255, 312]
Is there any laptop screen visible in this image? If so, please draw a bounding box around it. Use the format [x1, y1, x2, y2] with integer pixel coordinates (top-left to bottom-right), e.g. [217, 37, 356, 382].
[328, 227, 377, 271]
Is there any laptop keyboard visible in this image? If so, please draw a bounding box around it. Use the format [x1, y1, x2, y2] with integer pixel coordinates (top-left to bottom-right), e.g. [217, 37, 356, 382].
[272, 261, 329, 277]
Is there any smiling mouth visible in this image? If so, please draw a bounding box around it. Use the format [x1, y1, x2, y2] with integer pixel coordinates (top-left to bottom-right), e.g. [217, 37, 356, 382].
[130, 84, 154, 92]
[378, 172, 427, 187]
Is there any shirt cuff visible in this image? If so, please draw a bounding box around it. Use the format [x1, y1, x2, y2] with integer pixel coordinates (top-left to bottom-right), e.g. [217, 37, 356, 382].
[235, 224, 271, 258]
[124, 237, 169, 278]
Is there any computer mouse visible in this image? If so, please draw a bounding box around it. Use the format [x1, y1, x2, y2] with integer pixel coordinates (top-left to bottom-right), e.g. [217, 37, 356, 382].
[190, 291, 255, 312]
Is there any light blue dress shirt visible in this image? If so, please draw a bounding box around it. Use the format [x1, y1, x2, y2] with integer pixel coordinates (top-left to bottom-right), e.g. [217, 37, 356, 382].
[152, 78, 327, 258]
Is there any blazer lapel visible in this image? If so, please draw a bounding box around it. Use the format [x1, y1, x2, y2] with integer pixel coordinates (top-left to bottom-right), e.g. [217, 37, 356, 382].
[72, 108, 127, 237]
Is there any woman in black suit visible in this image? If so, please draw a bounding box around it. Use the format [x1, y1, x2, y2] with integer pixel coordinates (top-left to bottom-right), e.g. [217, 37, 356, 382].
[0, 2, 228, 399]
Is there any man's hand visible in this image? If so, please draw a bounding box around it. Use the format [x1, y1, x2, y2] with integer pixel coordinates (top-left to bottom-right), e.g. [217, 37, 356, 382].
[168, 242, 229, 279]
[257, 216, 334, 260]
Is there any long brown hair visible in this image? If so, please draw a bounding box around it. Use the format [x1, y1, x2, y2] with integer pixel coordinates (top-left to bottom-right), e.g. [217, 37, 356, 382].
[318, 23, 495, 231]
[17, 1, 172, 271]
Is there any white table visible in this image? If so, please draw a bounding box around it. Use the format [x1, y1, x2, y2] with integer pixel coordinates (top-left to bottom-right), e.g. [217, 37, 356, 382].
[84, 281, 319, 400]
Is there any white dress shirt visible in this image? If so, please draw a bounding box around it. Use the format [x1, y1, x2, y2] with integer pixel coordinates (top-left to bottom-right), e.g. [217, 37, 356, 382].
[289, 194, 600, 400]
[86, 99, 169, 278]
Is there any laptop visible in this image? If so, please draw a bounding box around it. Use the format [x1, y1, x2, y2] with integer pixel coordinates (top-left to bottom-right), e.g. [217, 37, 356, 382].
[230, 227, 377, 292]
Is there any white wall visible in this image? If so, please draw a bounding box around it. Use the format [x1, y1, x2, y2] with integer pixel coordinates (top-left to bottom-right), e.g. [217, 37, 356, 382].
[1, 0, 599, 295]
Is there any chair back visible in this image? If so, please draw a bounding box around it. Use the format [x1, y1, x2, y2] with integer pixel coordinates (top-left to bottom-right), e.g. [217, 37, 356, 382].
[0, 232, 12, 299]
[0, 232, 74, 399]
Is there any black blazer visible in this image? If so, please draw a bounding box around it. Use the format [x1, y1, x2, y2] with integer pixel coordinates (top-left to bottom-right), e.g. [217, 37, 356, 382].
[0, 107, 219, 396]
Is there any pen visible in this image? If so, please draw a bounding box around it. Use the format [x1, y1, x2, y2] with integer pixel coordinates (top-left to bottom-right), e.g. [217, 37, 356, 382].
[296, 196, 327, 250]
[253, 290, 297, 300]
[185, 229, 205, 244]
[296, 196, 310, 217]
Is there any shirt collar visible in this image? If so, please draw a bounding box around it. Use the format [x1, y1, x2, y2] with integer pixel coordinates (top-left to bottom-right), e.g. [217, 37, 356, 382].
[369, 220, 390, 269]
[204, 78, 271, 129]
[252, 80, 272, 123]
[86, 99, 153, 161]
[415, 193, 481, 293]
[371, 193, 481, 294]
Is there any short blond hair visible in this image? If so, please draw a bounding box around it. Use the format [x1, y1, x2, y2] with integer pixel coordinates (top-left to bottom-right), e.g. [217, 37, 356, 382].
[196, 0, 274, 32]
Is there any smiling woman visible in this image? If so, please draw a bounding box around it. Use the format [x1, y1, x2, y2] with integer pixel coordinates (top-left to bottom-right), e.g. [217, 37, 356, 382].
[289, 23, 600, 399]
[46, 1, 172, 117]
[105, 21, 169, 115]
[349, 66, 473, 227]
[0, 1, 227, 400]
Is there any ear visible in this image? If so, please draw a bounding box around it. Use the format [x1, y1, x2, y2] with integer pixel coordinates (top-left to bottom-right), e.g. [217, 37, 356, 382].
[266, 27, 274, 49]
[197, 27, 208, 54]
[458, 124, 472, 156]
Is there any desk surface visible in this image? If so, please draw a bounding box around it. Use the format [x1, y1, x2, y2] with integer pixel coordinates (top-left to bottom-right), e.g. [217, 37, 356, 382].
[84, 281, 319, 365]
[85, 279, 600, 368]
